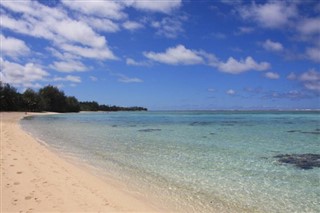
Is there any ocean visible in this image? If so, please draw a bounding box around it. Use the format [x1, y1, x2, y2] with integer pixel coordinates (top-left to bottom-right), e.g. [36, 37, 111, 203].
[21, 111, 320, 212]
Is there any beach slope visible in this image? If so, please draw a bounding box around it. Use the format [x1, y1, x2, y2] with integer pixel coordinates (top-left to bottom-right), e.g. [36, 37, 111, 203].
[1, 112, 157, 212]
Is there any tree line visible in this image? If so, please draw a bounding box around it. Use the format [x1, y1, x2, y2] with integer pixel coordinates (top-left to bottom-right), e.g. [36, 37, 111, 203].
[0, 82, 147, 113]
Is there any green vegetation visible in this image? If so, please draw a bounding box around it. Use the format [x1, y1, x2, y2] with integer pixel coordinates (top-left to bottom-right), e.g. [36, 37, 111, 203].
[0, 82, 147, 112]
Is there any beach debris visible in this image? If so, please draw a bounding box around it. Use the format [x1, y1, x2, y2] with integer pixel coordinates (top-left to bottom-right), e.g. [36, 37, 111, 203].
[138, 128, 161, 132]
[274, 153, 320, 170]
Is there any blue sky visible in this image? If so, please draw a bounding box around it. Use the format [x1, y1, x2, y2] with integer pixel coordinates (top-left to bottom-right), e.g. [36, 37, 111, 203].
[1, 0, 319, 110]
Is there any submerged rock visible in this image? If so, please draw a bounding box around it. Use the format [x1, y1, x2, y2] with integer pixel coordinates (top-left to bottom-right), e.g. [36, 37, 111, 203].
[274, 153, 320, 170]
[286, 130, 320, 135]
[138, 128, 161, 132]
[287, 130, 301, 133]
[190, 121, 212, 126]
[301, 131, 320, 135]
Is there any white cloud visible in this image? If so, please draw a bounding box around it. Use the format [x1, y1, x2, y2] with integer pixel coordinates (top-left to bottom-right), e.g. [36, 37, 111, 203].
[236, 27, 254, 34]
[288, 69, 320, 92]
[61, 0, 126, 20]
[239, 1, 297, 28]
[54, 75, 81, 83]
[0, 1, 117, 60]
[144, 45, 204, 65]
[142, 45, 271, 74]
[226, 89, 236, 95]
[305, 46, 320, 63]
[217, 56, 270, 74]
[50, 60, 88, 73]
[297, 17, 320, 36]
[287, 72, 297, 80]
[151, 16, 184, 38]
[53, 19, 106, 48]
[265, 72, 280, 79]
[304, 81, 320, 91]
[122, 21, 144, 31]
[61, 44, 117, 60]
[262, 39, 284, 52]
[0, 58, 49, 87]
[117, 74, 143, 83]
[299, 69, 320, 82]
[0, 34, 30, 58]
[81, 17, 120, 33]
[89, 76, 98, 81]
[126, 58, 150, 66]
[196, 50, 219, 67]
[125, 0, 181, 13]
[46, 47, 80, 61]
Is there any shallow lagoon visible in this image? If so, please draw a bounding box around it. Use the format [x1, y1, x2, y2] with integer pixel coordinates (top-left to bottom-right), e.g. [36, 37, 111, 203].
[22, 111, 320, 212]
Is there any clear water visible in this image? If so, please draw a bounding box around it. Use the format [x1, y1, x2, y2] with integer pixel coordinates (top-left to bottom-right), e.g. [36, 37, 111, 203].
[21, 111, 320, 212]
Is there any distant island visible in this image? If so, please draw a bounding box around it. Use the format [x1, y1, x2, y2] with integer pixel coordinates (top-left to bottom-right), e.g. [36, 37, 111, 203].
[0, 82, 147, 113]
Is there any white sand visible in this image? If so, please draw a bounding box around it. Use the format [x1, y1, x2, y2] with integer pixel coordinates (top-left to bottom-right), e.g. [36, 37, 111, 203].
[1, 112, 161, 212]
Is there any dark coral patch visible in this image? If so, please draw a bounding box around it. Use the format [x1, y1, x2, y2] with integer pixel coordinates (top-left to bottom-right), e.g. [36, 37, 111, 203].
[274, 153, 320, 170]
[138, 129, 161, 132]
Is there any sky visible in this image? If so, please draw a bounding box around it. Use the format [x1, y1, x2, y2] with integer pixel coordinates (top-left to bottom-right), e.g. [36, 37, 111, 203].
[0, 0, 319, 110]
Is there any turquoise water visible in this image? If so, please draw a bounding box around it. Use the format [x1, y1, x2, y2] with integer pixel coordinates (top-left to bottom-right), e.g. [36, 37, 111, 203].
[21, 111, 320, 212]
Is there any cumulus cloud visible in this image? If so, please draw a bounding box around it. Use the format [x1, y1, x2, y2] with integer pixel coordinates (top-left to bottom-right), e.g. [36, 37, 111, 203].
[262, 39, 284, 52]
[266, 90, 311, 100]
[0, 58, 49, 87]
[299, 69, 320, 81]
[80, 16, 120, 33]
[125, 0, 181, 13]
[0, 34, 30, 58]
[62, 0, 126, 20]
[297, 17, 320, 36]
[89, 76, 98, 81]
[117, 74, 143, 83]
[54, 75, 81, 83]
[226, 89, 236, 95]
[144, 45, 204, 65]
[236, 27, 254, 35]
[217, 56, 270, 74]
[239, 1, 297, 28]
[122, 21, 144, 31]
[50, 60, 88, 73]
[287, 72, 297, 80]
[288, 69, 320, 92]
[305, 46, 320, 63]
[143, 45, 270, 74]
[0, 0, 116, 60]
[126, 58, 150, 66]
[265, 72, 280, 79]
[60, 44, 117, 60]
[62, 0, 181, 17]
[151, 16, 185, 38]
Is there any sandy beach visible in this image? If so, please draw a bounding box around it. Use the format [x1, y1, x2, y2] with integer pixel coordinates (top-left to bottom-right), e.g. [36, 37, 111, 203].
[0, 112, 158, 212]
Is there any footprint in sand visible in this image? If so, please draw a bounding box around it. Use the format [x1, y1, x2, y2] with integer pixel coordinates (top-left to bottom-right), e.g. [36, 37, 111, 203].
[17, 171, 23, 174]
[34, 197, 41, 203]
[25, 196, 32, 200]
[12, 199, 18, 205]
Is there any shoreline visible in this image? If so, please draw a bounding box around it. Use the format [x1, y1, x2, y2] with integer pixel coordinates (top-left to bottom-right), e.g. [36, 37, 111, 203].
[1, 112, 160, 212]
